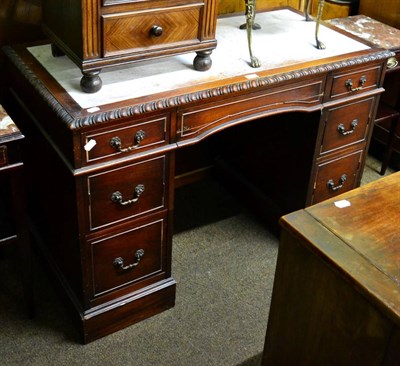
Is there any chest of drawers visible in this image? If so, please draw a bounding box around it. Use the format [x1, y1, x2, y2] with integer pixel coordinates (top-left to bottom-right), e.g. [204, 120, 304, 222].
[41, 0, 218, 93]
[2, 9, 393, 343]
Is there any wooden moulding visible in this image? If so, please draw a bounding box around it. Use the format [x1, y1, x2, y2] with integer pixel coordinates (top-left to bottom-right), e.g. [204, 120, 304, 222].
[2, 45, 394, 129]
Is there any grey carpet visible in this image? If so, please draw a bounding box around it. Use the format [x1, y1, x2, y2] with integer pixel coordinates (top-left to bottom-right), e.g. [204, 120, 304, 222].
[0, 178, 277, 366]
[0, 155, 394, 366]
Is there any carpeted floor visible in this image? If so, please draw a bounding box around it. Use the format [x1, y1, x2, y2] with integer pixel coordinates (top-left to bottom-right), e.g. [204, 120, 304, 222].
[0, 154, 395, 366]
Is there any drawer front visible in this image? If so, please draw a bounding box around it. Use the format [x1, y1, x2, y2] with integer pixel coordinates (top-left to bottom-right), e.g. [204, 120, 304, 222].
[87, 156, 166, 230]
[82, 115, 168, 165]
[329, 66, 381, 100]
[102, 6, 201, 57]
[311, 150, 363, 204]
[320, 97, 375, 155]
[177, 79, 324, 142]
[91, 217, 166, 297]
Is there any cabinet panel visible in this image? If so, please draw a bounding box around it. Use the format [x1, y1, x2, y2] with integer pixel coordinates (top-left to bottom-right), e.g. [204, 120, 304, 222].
[87, 155, 166, 230]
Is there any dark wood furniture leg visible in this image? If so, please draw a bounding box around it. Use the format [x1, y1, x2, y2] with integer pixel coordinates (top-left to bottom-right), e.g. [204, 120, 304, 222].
[380, 112, 399, 175]
[11, 166, 34, 318]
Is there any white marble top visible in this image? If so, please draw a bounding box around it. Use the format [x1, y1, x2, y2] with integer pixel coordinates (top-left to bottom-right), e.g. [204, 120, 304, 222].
[28, 9, 369, 110]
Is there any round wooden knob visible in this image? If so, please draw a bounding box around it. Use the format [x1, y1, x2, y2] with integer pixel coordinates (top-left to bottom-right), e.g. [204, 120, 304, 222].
[150, 25, 163, 37]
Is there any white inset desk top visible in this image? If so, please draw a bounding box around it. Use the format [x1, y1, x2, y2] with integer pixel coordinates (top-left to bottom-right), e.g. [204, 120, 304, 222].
[28, 9, 369, 109]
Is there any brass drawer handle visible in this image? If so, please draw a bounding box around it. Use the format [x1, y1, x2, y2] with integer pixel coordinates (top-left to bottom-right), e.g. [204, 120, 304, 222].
[109, 130, 146, 153]
[150, 25, 163, 37]
[337, 119, 358, 136]
[345, 75, 366, 92]
[113, 249, 145, 271]
[111, 184, 145, 206]
[327, 174, 347, 191]
[387, 57, 398, 69]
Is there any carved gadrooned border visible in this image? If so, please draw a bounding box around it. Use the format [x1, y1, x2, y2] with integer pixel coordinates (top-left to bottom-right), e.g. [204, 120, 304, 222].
[3, 46, 394, 130]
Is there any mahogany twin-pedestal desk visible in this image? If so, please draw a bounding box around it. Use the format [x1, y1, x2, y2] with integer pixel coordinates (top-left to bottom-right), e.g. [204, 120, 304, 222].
[2, 9, 394, 343]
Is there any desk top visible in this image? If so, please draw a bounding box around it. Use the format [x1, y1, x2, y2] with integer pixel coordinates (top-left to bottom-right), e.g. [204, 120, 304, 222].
[3, 8, 393, 130]
[281, 172, 400, 325]
[24, 9, 371, 110]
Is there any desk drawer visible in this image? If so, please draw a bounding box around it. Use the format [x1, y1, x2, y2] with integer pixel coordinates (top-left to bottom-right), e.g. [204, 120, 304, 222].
[102, 6, 201, 57]
[329, 66, 381, 100]
[311, 150, 363, 204]
[87, 155, 166, 230]
[320, 97, 375, 155]
[82, 114, 169, 165]
[90, 217, 167, 297]
[177, 79, 324, 142]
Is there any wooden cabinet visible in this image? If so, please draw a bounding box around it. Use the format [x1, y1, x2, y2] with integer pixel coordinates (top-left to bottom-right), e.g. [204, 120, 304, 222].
[0, 104, 33, 317]
[41, 0, 218, 93]
[2, 9, 392, 342]
[262, 171, 400, 366]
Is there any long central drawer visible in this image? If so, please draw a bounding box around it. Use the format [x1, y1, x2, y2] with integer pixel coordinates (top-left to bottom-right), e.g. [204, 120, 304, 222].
[176, 78, 325, 143]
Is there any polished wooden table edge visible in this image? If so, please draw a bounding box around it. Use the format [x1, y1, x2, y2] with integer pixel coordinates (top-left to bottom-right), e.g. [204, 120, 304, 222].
[279, 171, 400, 327]
[2, 43, 394, 130]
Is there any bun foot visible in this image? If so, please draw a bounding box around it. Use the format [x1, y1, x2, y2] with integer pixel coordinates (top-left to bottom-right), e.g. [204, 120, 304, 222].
[193, 50, 213, 71]
[80, 70, 102, 93]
